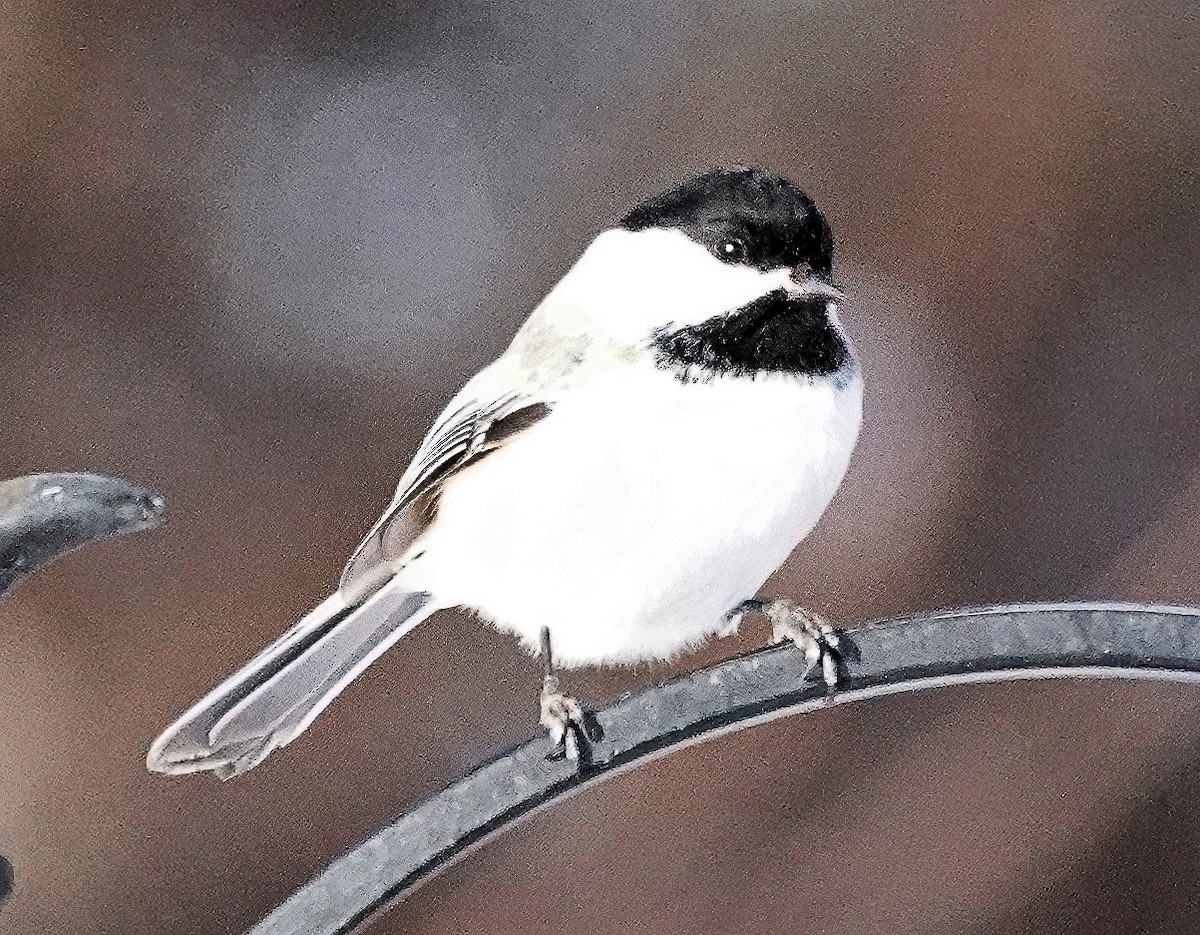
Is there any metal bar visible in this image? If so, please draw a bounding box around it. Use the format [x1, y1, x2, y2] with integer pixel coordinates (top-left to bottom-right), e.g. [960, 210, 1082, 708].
[0, 471, 165, 912]
[0, 472, 165, 599]
[250, 602, 1200, 935]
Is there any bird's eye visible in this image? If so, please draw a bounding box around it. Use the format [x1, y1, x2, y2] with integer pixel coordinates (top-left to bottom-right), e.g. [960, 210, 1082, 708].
[716, 238, 746, 262]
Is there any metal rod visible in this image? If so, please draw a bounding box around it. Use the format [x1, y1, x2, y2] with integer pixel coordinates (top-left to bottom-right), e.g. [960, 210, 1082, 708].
[0, 472, 164, 599]
[249, 602, 1200, 935]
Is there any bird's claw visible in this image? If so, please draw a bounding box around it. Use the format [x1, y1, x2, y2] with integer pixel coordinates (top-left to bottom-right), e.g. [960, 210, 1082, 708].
[540, 675, 603, 762]
[759, 600, 843, 695]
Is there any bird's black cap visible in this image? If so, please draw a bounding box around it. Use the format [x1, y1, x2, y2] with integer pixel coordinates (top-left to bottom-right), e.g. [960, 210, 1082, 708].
[620, 166, 834, 276]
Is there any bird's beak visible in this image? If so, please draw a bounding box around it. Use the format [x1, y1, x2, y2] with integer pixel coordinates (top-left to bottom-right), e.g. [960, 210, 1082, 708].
[789, 270, 843, 302]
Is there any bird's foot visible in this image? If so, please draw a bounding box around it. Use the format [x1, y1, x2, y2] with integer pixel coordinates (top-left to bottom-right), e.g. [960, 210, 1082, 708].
[743, 599, 843, 694]
[539, 675, 603, 762]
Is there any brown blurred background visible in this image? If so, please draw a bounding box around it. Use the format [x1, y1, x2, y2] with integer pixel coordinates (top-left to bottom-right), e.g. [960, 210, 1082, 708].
[1, 0, 1198, 932]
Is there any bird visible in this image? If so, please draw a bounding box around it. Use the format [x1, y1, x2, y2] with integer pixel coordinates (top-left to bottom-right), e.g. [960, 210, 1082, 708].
[146, 166, 864, 778]
[0, 472, 165, 600]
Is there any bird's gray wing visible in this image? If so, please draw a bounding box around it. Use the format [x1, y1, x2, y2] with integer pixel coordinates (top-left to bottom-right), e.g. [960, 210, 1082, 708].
[338, 383, 552, 598]
[148, 379, 550, 778]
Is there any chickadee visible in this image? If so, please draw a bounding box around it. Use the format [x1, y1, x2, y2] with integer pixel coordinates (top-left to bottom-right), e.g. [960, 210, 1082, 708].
[147, 166, 863, 778]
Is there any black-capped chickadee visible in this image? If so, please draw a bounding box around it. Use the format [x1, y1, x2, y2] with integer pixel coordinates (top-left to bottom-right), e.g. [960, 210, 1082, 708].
[147, 166, 863, 777]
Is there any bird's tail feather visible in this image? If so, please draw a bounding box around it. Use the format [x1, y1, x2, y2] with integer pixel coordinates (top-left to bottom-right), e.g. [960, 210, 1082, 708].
[146, 583, 436, 779]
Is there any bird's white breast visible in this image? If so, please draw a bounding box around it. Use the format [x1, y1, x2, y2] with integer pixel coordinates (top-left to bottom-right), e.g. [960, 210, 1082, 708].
[404, 366, 863, 667]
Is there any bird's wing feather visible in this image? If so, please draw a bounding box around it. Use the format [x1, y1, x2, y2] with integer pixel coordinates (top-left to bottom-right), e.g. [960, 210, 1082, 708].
[339, 366, 553, 596]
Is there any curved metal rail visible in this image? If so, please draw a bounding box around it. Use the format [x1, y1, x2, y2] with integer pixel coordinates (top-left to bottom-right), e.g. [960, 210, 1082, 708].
[0, 471, 164, 912]
[0, 471, 164, 599]
[250, 602, 1200, 935]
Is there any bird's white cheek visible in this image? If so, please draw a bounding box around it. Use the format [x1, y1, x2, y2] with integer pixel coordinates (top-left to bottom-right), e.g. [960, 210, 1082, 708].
[550, 228, 791, 345]
[657, 253, 792, 330]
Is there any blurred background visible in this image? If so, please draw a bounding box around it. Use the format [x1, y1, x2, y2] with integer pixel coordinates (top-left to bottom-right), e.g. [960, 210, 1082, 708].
[1, 0, 1197, 931]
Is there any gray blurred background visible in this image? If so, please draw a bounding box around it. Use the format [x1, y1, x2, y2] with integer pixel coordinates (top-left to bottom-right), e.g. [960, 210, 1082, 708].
[1, 1, 1198, 932]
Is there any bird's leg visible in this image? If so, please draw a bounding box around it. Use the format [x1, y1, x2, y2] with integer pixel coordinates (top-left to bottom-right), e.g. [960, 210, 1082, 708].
[732, 598, 843, 694]
[719, 598, 762, 637]
[538, 627, 603, 762]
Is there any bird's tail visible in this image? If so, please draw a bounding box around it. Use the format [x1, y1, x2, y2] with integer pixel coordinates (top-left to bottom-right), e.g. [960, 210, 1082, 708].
[146, 582, 437, 779]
